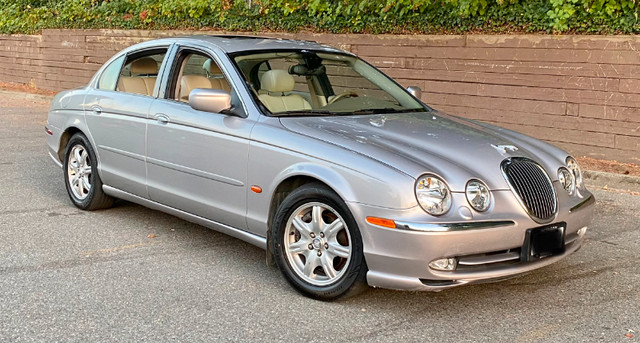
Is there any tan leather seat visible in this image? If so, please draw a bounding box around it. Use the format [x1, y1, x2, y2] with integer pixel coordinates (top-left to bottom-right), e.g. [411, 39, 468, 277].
[117, 58, 158, 96]
[258, 69, 311, 113]
[180, 75, 213, 101]
[179, 59, 232, 101]
[203, 59, 231, 93]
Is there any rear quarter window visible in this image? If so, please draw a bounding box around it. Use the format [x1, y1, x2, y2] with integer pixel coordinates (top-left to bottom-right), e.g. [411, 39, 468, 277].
[97, 55, 125, 91]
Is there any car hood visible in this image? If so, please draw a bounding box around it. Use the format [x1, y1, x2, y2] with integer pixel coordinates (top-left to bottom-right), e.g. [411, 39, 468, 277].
[279, 111, 564, 191]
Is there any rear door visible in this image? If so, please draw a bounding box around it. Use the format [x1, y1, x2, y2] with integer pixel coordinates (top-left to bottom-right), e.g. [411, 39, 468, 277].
[84, 47, 171, 197]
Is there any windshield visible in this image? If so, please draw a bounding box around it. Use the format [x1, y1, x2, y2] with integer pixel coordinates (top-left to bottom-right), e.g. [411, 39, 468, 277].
[232, 51, 426, 116]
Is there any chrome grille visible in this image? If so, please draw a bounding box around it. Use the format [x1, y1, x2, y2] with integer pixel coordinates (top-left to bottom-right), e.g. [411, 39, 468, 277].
[501, 158, 557, 222]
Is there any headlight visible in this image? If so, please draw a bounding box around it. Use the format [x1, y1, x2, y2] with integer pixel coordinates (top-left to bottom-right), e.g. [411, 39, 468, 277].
[415, 174, 451, 216]
[566, 156, 583, 188]
[558, 167, 575, 194]
[465, 179, 491, 212]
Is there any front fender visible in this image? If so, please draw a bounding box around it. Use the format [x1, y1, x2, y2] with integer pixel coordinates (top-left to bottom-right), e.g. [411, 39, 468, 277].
[245, 137, 417, 239]
[268, 162, 361, 206]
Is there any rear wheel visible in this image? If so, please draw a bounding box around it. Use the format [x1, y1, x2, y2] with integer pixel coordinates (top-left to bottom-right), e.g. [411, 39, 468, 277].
[271, 183, 368, 300]
[63, 133, 114, 210]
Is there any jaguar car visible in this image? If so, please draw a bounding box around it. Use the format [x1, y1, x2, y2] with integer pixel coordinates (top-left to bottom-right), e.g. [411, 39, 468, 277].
[46, 35, 595, 300]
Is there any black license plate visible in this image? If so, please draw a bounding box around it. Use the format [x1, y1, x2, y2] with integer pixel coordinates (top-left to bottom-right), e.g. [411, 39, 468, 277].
[521, 223, 566, 261]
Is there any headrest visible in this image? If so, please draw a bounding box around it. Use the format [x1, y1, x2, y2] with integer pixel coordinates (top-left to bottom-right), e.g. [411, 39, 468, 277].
[260, 69, 295, 93]
[130, 58, 158, 75]
[203, 59, 222, 75]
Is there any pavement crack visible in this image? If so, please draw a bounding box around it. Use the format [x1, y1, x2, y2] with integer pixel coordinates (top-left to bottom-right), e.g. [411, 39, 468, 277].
[597, 240, 619, 246]
[0, 246, 172, 275]
[0, 206, 76, 216]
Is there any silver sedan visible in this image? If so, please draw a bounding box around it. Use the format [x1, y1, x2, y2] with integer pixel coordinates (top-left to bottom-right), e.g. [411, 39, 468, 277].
[46, 35, 595, 300]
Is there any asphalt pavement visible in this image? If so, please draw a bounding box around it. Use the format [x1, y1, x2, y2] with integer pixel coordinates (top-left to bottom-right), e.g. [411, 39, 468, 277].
[0, 94, 638, 342]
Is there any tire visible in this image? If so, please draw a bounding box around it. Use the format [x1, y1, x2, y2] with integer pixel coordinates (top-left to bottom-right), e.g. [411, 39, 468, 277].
[271, 183, 368, 300]
[63, 133, 114, 210]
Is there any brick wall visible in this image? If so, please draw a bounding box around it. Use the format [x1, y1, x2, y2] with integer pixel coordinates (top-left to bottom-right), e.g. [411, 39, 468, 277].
[0, 29, 638, 163]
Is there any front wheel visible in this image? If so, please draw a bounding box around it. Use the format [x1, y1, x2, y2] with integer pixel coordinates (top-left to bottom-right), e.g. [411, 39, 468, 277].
[63, 133, 114, 210]
[271, 183, 368, 300]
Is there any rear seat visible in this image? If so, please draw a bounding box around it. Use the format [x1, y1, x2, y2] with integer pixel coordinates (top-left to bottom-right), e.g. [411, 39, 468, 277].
[117, 58, 158, 96]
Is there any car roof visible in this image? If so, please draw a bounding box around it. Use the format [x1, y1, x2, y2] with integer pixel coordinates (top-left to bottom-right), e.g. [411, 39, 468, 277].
[131, 35, 347, 55]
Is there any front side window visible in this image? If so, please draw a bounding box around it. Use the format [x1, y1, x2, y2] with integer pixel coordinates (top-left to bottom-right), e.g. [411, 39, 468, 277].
[170, 52, 232, 103]
[97, 55, 125, 91]
[115, 50, 167, 96]
[233, 51, 425, 116]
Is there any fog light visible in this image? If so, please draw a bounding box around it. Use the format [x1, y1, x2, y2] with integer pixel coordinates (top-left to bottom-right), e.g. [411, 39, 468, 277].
[577, 226, 588, 237]
[429, 258, 457, 271]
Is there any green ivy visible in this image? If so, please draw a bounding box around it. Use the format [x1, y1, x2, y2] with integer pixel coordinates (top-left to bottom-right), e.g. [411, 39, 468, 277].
[1, 0, 639, 34]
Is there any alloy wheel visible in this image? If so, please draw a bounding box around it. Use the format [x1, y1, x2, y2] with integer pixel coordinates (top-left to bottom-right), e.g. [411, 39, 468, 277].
[284, 202, 352, 286]
[67, 144, 92, 200]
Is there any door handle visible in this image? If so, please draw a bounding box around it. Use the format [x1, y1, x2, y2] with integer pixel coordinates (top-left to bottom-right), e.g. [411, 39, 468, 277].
[154, 113, 170, 124]
[91, 105, 102, 115]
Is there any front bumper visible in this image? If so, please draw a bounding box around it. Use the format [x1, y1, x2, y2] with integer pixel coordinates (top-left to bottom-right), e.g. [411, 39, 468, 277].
[348, 190, 595, 291]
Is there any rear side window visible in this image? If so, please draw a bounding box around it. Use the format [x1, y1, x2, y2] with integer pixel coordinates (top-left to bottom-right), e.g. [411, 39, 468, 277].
[97, 55, 125, 91]
[116, 50, 168, 97]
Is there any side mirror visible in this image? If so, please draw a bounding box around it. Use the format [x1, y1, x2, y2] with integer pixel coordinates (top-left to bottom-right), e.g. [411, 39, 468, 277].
[406, 86, 422, 99]
[189, 88, 231, 114]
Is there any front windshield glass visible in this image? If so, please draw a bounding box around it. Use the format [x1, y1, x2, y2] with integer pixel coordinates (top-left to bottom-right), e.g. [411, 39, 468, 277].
[232, 51, 426, 116]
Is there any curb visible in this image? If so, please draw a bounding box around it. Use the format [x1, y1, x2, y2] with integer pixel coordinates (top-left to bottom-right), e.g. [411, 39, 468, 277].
[0, 89, 54, 103]
[583, 170, 640, 193]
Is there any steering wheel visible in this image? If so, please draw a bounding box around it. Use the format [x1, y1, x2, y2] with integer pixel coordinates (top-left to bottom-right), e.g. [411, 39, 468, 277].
[328, 91, 359, 104]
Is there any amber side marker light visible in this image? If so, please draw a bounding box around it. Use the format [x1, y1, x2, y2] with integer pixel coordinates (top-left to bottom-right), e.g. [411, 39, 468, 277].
[366, 217, 397, 229]
[250, 185, 262, 193]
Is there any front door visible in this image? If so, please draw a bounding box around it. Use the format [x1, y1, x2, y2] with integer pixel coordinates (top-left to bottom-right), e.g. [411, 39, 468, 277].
[146, 49, 253, 230]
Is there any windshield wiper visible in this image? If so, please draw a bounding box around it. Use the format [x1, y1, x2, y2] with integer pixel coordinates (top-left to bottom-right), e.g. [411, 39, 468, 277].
[351, 108, 412, 115]
[272, 110, 341, 117]
[273, 107, 424, 117]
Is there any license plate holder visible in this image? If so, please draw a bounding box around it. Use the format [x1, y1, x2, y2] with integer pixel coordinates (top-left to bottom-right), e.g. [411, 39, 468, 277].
[521, 223, 566, 261]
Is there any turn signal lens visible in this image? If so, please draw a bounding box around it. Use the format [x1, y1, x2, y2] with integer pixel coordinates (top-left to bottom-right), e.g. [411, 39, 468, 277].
[429, 258, 457, 271]
[366, 217, 396, 228]
[250, 185, 262, 193]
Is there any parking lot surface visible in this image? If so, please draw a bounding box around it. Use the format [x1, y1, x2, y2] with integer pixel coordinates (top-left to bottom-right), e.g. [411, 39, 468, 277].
[0, 95, 638, 342]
